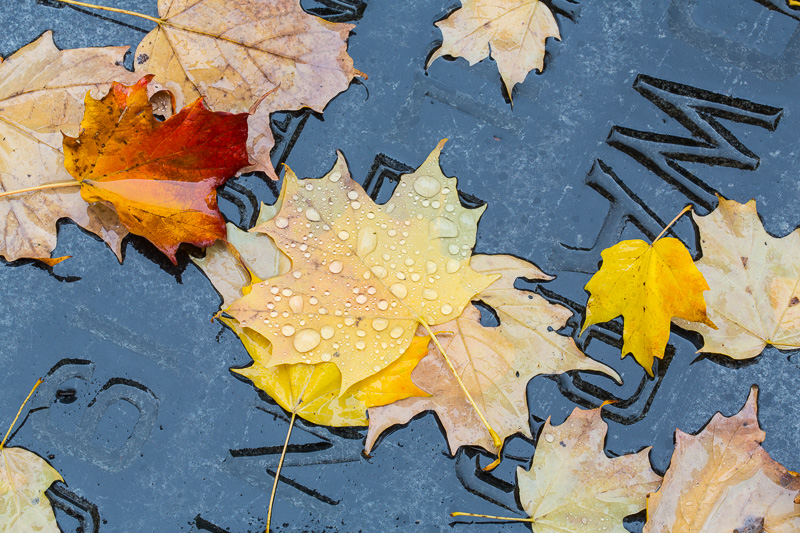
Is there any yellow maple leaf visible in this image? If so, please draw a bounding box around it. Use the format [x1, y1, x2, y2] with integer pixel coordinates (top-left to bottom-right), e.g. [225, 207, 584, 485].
[1, 380, 63, 533]
[428, 0, 560, 96]
[581, 208, 715, 375]
[225, 141, 498, 393]
[645, 386, 800, 532]
[674, 198, 800, 360]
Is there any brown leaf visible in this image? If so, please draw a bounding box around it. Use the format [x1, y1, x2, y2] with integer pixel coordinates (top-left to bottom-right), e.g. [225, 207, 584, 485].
[644, 387, 800, 532]
[135, 0, 364, 178]
[365, 254, 620, 456]
[0, 32, 144, 263]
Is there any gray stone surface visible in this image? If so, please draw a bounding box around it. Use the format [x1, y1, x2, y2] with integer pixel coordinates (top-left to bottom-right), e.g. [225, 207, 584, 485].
[1, 0, 799, 531]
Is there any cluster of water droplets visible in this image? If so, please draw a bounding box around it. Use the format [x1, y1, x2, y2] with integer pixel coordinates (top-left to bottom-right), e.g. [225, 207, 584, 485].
[235, 152, 489, 385]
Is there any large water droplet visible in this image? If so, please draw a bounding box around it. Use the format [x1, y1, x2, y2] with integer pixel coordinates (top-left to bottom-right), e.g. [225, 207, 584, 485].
[357, 227, 377, 257]
[321, 325, 335, 340]
[347, 191, 359, 200]
[338, 230, 350, 241]
[294, 329, 321, 352]
[289, 295, 304, 314]
[329, 171, 341, 182]
[372, 318, 389, 331]
[329, 260, 343, 274]
[423, 289, 438, 300]
[275, 217, 289, 229]
[320, 352, 332, 362]
[446, 259, 460, 273]
[430, 217, 458, 238]
[426, 261, 438, 274]
[281, 325, 295, 337]
[377, 300, 389, 310]
[305, 208, 321, 222]
[390, 283, 408, 299]
[344, 316, 356, 326]
[448, 244, 460, 255]
[440, 304, 453, 315]
[356, 340, 366, 350]
[390, 326, 404, 339]
[544, 433, 554, 443]
[355, 294, 368, 304]
[413, 175, 441, 197]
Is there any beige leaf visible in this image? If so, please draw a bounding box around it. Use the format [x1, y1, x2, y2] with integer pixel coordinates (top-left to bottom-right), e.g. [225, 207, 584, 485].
[674, 197, 800, 359]
[0, 32, 140, 263]
[0, 446, 63, 533]
[365, 254, 620, 456]
[428, 0, 560, 96]
[644, 387, 800, 532]
[517, 406, 661, 532]
[135, 0, 364, 177]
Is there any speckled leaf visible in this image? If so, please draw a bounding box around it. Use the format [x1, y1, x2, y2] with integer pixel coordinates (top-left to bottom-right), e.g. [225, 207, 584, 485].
[517, 406, 661, 532]
[645, 387, 800, 532]
[674, 198, 800, 360]
[226, 141, 498, 392]
[0, 446, 63, 533]
[365, 254, 620, 456]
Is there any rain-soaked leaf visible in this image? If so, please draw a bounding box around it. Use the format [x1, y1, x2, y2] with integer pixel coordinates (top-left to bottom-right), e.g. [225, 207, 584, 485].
[644, 386, 800, 532]
[63, 76, 250, 264]
[0, 32, 144, 264]
[132, 0, 365, 177]
[428, 0, 560, 96]
[225, 141, 498, 393]
[582, 229, 715, 375]
[365, 254, 620, 456]
[674, 197, 800, 360]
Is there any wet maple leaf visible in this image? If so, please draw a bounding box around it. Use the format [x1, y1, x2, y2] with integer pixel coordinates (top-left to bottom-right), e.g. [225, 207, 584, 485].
[428, 0, 560, 96]
[194, 220, 430, 426]
[133, 0, 364, 178]
[365, 254, 620, 456]
[63, 76, 250, 264]
[644, 386, 800, 532]
[582, 231, 715, 375]
[226, 141, 498, 392]
[1, 380, 63, 533]
[674, 198, 800, 360]
[510, 406, 661, 532]
[0, 32, 146, 264]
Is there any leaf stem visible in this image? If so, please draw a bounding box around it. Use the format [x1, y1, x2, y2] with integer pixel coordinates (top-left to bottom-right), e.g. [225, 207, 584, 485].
[450, 511, 533, 522]
[266, 410, 297, 533]
[52, 0, 163, 24]
[416, 318, 503, 468]
[0, 181, 81, 200]
[653, 205, 692, 244]
[1, 379, 43, 450]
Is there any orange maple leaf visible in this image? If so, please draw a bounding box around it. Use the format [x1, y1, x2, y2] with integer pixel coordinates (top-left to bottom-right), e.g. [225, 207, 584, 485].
[63, 75, 250, 263]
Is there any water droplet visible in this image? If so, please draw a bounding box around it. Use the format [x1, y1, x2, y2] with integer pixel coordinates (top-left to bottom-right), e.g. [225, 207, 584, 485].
[357, 227, 377, 257]
[404, 258, 415, 266]
[347, 191, 359, 200]
[356, 294, 368, 304]
[282, 288, 293, 297]
[275, 217, 289, 228]
[396, 272, 406, 280]
[373, 364, 381, 372]
[377, 300, 389, 310]
[281, 325, 296, 337]
[329, 260, 343, 274]
[413, 175, 441, 197]
[356, 329, 367, 337]
[344, 316, 356, 326]
[430, 217, 458, 239]
[390, 326, 404, 339]
[367, 286, 377, 295]
[351, 201, 361, 210]
[309, 296, 318, 305]
[329, 171, 341, 182]
[581, 518, 588, 525]
[294, 329, 321, 352]
[289, 295, 304, 313]
[372, 318, 389, 331]
[305, 208, 321, 222]
[423, 289, 438, 300]
[390, 283, 408, 299]
[388, 229, 397, 237]
[544, 433, 554, 443]
[293, 271, 302, 279]
[385, 203, 396, 214]
[319, 307, 328, 315]
[446, 260, 461, 274]
[320, 352, 332, 362]
[356, 340, 366, 350]
[426, 261, 438, 274]
[321, 325, 335, 339]
[371, 265, 387, 278]
[411, 273, 421, 282]
[338, 230, 350, 240]
[270, 286, 280, 295]
[448, 244, 460, 255]
[440, 304, 453, 315]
